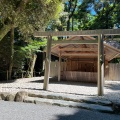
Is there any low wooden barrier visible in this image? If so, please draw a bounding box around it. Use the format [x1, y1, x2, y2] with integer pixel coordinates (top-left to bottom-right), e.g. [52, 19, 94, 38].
[61, 71, 97, 82]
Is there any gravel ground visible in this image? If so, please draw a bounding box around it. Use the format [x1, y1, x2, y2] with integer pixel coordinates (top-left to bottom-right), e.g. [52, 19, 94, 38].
[1, 101, 120, 120]
[0, 77, 120, 102]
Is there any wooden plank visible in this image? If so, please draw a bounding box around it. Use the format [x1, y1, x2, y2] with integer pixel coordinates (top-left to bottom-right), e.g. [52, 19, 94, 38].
[61, 53, 97, 57]
[109, 53, 120, 61]
[34, 29, 120, 37]
[59, 48, 98, 52]
[52, 40, 98, 44]
[43, 36, 52, 90]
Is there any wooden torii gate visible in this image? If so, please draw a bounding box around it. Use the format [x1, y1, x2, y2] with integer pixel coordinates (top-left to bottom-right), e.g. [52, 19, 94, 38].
[34, 29, 120, 96]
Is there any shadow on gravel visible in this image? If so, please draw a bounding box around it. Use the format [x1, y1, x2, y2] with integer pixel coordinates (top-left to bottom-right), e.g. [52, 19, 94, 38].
[0, 79, 17, 83]
[105, 83, 120, 91]
[30, 77, 97, 87]
[56, 109, 120, 120]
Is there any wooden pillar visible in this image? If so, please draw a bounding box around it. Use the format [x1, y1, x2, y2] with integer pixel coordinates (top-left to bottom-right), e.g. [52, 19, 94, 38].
[58, 54, 61, 81]
[98, 34, 104, 96]
[64, 59, 67, 71]
[43, 36, 52, 90]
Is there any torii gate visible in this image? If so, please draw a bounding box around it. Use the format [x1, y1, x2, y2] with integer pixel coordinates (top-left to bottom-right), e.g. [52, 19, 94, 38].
[34, 29, 120, 96]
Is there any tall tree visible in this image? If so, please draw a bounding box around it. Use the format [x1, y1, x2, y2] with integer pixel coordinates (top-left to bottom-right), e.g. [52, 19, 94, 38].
[0, 0, 62, 79]
[88, 0, 120, 29]
[65, 0, 78, 31]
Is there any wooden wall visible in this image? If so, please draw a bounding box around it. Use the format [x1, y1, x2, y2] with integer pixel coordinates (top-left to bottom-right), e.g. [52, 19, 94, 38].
[50, 59, 97, 82]
[66, 59, 97, 72]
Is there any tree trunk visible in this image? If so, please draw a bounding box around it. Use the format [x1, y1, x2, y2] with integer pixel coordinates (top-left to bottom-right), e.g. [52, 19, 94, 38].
[66, 0, 77, 31]
[30, 54, 37, 77]
[8, 25, 14, 80]
[67, 17, 70, 31]
[72, 17, 74, 31]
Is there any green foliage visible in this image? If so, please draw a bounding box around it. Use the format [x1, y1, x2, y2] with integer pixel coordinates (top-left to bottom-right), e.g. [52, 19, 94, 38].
[85, 0, 120, 29]
[110, 58, 120, 63]
[0, 0, 63, 38]
[20, 39, 46, 58]
[14, 38, 47, 70]
[0, 36, 10, 70]
[49, 0, 120, 31]
[0, 0, 63, 79]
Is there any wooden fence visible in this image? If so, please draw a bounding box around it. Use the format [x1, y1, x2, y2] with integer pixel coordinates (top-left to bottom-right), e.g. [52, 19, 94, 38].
[61, 71, 97, 82]
[105, 63, 120, 81]
[50, 61, 64, 77]
[50, 62, 120, 81]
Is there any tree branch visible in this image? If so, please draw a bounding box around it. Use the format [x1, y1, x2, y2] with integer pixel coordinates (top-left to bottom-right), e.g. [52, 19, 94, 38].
[69, 0, 77, 18]
[16, 0, 29, 13]
[0, 25, 11, 41]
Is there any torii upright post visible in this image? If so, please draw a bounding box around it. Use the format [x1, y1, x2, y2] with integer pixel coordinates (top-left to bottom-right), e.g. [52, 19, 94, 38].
[43, 36, 52, 90]
[98, 34, 104, 96]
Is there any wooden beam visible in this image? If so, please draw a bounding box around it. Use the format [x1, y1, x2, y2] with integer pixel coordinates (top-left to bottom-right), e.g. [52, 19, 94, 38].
[52, 40, 98, 44]
[43, 36, 52, 90]
[61, 53, 97, 57]
[34, 29, 120, 37]
[59, 48, 98, 52]
[58, 54, 61, 81]
[109, 53, 120, 61]
[98, 34, 104, 96]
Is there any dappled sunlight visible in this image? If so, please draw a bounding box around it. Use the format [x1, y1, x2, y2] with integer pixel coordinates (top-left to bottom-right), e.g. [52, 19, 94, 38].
[15, 77, 44, 83]
[48, 82, 97, 96]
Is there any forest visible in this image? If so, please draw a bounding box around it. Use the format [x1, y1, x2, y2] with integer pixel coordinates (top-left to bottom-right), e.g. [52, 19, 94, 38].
[0, 0, 120, 80]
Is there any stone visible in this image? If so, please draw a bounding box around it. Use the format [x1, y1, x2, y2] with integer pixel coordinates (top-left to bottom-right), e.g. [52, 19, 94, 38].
[0, 92, 10, 100]
[5, 94, 15, 101]
[24, 97, 35, 103]
[14, 91, 28, 102]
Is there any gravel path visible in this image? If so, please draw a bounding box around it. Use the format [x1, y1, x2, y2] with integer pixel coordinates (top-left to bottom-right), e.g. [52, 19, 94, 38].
[0, 77, 120, 102]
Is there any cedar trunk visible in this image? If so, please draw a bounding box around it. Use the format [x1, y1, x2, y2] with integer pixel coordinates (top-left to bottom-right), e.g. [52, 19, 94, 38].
[8, 25, 14, 80]
[30, 54, 37, 77]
